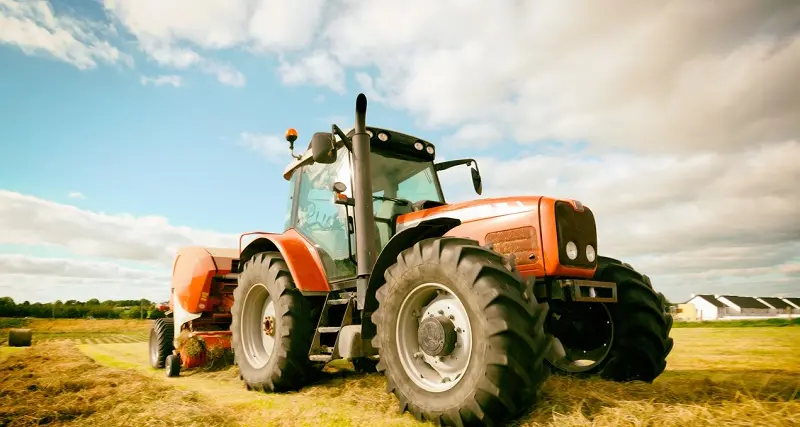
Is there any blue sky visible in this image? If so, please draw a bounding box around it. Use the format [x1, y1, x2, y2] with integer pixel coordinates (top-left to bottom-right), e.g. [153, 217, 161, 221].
[0, 0, 797, 304]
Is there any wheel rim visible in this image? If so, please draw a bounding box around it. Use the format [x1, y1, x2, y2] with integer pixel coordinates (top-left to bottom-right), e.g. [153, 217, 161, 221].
[395, 282, 473, 393]
[149, 329, 158, 365]
[240, 283, 277, 369]
[546, 302, 614, 373]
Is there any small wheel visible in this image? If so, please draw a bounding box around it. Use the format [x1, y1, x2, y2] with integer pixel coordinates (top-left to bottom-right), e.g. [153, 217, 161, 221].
[165, 354, 181, 377]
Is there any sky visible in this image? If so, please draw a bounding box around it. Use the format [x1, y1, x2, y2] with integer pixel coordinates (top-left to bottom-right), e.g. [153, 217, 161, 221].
[0, 0, 798, 304]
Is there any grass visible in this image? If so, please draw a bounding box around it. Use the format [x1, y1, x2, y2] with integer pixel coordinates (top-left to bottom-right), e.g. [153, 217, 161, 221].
[2, 319, 799, 426]
[0, 341, 237, 427]
[672, 318, 800, 328]
[0, 318, 151, 345]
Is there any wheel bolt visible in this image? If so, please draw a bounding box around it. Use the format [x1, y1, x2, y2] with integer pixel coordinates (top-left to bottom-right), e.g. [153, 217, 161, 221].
[438, 310, 444, 315]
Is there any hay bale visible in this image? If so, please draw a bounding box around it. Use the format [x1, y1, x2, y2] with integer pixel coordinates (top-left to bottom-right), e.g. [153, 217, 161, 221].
[8, 328, 32, 347]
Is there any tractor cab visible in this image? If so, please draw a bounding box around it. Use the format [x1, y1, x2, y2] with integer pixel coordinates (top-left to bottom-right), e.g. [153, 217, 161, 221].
[281, 126, 480, 282]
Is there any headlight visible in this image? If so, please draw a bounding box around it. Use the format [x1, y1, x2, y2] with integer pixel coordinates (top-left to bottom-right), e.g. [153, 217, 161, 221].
[414, 142, 424, 150]
[566, 241, 578, 260]
[586, 244, 596, 262]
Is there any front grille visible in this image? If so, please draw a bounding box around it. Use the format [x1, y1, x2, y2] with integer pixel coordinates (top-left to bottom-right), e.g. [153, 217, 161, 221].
[554, 201, 597, 268]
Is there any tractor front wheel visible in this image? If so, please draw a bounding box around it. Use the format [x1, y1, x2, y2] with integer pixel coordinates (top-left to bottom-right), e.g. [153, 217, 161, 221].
[231, 252, 316, 392]
[545, 257, 674, 382]
[372, 237, 551, 426]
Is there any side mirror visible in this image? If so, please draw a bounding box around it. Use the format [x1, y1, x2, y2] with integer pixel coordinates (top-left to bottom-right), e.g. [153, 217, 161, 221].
[311, 132, 337, 164]
[471, 167, 482, 195]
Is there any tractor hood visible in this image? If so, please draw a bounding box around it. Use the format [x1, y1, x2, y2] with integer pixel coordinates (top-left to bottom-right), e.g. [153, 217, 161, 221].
[396, 196, 542, 232]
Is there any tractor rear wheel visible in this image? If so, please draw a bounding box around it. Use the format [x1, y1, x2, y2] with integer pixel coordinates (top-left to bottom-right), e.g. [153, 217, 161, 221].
[149, 318, 174, 369]
[372, 237, 551, 426]
[545, 256, 674, 382]
[231, 252, 316, 392]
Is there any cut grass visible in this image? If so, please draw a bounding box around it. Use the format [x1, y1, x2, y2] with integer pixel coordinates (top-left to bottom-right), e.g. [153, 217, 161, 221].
[1, 318, 151, 346]
[80, 328, 800, 427]
[672, 318, 800, 328]
[3, 319, 799, 426]
[0, 341, 237, 427]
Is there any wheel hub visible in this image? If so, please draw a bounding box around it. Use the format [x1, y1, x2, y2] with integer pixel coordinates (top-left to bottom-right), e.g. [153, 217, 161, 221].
[264, 316, 276, 336]
[418, 316, 457, 357]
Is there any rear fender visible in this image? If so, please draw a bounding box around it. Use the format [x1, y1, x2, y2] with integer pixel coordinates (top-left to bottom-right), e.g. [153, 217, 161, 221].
[361, 217, 461, 340]
[238, 229, 330, 293]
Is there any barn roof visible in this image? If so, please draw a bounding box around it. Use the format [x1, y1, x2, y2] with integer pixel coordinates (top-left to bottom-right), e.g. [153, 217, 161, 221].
[785, 297, 800, 308]
[695, 294, 727, 308]
[759, 297, 793, 310]
[720, 295, 769, 309]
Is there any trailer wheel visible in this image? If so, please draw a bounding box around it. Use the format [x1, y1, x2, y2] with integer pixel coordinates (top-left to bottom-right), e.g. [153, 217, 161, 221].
[231, 252, 315, 392]
[149, 318, 174, 369]
[546, 257, 673, 382]
[165, 354, 181, 377]
[372, 237, 551, 426]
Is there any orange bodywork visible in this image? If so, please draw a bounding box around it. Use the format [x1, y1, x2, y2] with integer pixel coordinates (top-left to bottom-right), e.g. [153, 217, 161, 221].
[397, 196, 596, 279]
[178, 331, 232, 369]
[171, 247, 238, 314]
[239, 228, 330, 293]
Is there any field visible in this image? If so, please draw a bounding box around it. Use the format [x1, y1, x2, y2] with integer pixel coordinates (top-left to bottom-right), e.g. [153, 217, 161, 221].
[1, 319, 798, 426]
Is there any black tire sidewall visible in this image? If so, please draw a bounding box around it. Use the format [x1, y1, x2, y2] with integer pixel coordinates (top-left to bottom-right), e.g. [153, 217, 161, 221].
[232, 261, 285, 384]
[378, 261, 489, 412]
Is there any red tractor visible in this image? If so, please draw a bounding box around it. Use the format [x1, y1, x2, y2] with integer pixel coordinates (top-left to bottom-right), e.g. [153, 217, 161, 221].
[149, 94, 673, 426]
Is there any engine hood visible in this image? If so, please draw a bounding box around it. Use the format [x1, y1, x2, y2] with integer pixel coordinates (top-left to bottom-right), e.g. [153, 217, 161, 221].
[396, 196, 542, 231]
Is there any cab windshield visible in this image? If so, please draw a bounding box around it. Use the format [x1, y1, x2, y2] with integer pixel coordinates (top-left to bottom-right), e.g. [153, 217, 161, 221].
[370, 150, 443, 204]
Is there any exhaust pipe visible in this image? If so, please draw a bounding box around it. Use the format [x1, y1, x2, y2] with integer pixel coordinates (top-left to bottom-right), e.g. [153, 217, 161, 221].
[352, 94, 377, 308]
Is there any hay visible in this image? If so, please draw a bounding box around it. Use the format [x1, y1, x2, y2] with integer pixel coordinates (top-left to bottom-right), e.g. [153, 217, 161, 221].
[8, 329, 32, 347]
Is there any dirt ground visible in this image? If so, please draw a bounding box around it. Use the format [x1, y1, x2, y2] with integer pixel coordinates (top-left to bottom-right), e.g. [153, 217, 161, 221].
[1, 322, 798, 426]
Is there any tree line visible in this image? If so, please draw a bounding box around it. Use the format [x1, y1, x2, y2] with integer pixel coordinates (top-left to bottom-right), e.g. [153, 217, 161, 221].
[0, 297, 166, 320]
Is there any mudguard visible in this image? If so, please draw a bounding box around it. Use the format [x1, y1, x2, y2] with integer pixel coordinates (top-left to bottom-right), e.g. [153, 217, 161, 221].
[238, 228, 330, 293]
[360, 217, 461, 340]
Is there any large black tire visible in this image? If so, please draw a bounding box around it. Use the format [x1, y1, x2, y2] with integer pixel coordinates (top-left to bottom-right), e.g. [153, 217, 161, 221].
[548, 256, 674, 382]
[149, 318, 174, 369]
[231, 252, 316, 392]
[372, 237, 551, 427]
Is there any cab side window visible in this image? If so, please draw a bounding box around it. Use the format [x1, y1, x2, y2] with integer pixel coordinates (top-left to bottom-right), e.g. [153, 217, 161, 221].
[295, 148, 355, 280]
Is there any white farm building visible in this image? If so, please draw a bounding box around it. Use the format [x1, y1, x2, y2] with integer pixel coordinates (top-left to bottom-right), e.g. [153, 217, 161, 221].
[674, 294, 800, 321]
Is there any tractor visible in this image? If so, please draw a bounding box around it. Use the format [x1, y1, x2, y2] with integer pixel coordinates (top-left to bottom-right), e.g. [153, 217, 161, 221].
[149, 93, 674, 426]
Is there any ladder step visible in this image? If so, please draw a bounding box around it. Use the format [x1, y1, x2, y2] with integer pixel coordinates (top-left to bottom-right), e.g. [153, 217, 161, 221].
[326, 298, 351, 305]
[318, 326, 341, 333]
[309, 355, 332, 362]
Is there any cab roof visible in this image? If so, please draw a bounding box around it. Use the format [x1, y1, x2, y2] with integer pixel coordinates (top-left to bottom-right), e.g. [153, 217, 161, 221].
[282, 126, 436, 180]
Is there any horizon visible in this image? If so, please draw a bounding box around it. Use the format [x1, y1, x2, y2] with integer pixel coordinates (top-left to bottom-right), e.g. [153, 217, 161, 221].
[1, 1, 798, 304]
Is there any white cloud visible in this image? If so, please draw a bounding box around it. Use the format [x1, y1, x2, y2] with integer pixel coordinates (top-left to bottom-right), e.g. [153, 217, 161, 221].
[0, 254, 167, 281]
[437, 140, 800, 300]
[202, 61, 246, 87]
[277, 51, 345, 93]
[237, 132, 292, 162]
[0, 0, 131, 70]
[140, 75, 183, 87]
[102, 0, 328, 88]
[321, 0, 800, 153]
[0, 190, 238, 266]
[67, 191, 86, 199]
